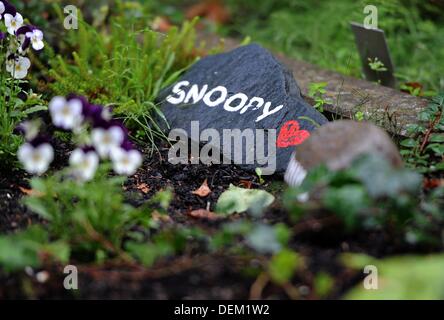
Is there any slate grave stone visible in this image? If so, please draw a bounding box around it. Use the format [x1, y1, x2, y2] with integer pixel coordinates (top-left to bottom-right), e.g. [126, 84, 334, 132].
[158, 44, 328, 175]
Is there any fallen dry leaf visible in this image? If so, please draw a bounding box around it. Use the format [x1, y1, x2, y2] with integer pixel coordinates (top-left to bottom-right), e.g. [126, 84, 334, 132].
[192, 179, 212, 197]
[136, 183, 150, 194]
[19, 186, 44, 197]
[151, 16, 173, 32]
[423, 178, 444, 189]
[188, 209, 221, 221]
[401, 82, 423, 95]
[239, 180, 253, 189]
[186, 0, 230, 25]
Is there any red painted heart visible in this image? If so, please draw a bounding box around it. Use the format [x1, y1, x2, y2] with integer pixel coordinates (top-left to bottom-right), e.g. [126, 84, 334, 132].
[277, 120, 310, 148]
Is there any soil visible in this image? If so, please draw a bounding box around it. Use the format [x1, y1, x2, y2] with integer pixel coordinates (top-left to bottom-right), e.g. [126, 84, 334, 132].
[0, 142, 438, 300]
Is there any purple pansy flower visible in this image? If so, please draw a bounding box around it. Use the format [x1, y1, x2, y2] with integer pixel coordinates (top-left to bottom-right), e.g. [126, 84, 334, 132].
[110, 141, 142, 176]
[16, 25, 44, 52]
[91, 125, 126, 158]
[14, 120, 40, 141]
[48, 96, 84, 130]
[0, 1, 16, 19]
[5, 54, 31, 79]
[69, 146, 100, 182]
[65, 94, 114, 129]
[4, 12, 23, 35]
[120, 139, 136, 151]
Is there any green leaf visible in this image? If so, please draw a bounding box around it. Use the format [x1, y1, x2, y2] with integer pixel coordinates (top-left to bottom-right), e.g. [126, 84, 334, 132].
[427, 143, 444, 156]
[341, 253, 376, 269]
[29, 178, 48, 194]
[429, 134, 444, 143]
[353, 155, 422, 198]
[274, 223, 291, 246]
[43, 241, 70, 264]
[246, 224, 282, 254]
[434, 162, 444, 171]
[323, 185, 369, 229]
[418, 111, 432, 122]
[268, 249, 300, 285]
[400, 138, 418, 148]
[0, 226, 50, 272]
[24, 197, 53, 220]
[216, 185, 275, 216]
[125, 242, 159, 267]
[149, 189, 173, 211]
[0, 237, 40, 272]
[23, 105, 48, 115]
[314, 272, 335, 298]
[125, 241, 174, 267]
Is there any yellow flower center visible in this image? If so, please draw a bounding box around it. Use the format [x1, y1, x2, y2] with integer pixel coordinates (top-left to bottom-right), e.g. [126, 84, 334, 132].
[62, 105, 71, 116]
[122, 157, 130, 166]
[32, 153, 42, 162]
[103, 135, 112, 145]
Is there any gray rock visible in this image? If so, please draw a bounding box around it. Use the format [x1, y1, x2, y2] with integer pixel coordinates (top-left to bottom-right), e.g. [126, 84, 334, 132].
[284, 120, 403, 187]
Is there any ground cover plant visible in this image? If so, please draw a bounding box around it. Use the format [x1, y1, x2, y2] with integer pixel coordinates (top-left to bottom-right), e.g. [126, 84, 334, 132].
[0, 0, 47, 168]
[46, 2, 218, 149]
[1, 0, 444, 301]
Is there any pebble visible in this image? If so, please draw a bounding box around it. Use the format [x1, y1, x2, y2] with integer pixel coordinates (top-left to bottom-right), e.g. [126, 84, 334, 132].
[36, 271, 50, 283]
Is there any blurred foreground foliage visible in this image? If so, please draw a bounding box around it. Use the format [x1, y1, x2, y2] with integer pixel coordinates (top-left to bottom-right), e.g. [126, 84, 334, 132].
[342, 253, 444, 299]
[284, 154, 444, 246]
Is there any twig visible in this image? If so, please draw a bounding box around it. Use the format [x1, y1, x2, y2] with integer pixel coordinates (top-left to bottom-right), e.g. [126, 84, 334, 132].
[282, 282, 301, 300]
[419, 108, 443, 154]
[80, 220, 133, 263]
[249, 272, 269, 300]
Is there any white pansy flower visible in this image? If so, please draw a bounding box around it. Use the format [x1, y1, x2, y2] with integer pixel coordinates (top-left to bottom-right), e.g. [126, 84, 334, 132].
[49, 97, 84, 130]
[4, 13, 23, 35]
[0, 2, 5, 20]
[69, 149, 99, 182]
[91, 126, 125, 158]
[18, 143, 54, 175]
[26, 29, 44, 50]
[110, 147, 142, 176]
[17, 34, 27, 53]
[6, 56, 30, 79]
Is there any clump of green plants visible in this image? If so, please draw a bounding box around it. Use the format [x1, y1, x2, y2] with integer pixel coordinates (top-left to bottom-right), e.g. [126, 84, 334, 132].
[401, 94, 444, 172]
[48, 2, 212, 149]
[354, 111, 365, 121]
[210, 219, 303, 298]
[400, 83, 422, 97]
[0, 94, 152, 270]
[308, 82, 328, 113]
[284, 154, 444, 245]
[367, 57, 388, 84]
[0, 1, 47, 168]
[368, 57, 387, 73]
[0, 94, 142, 264]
